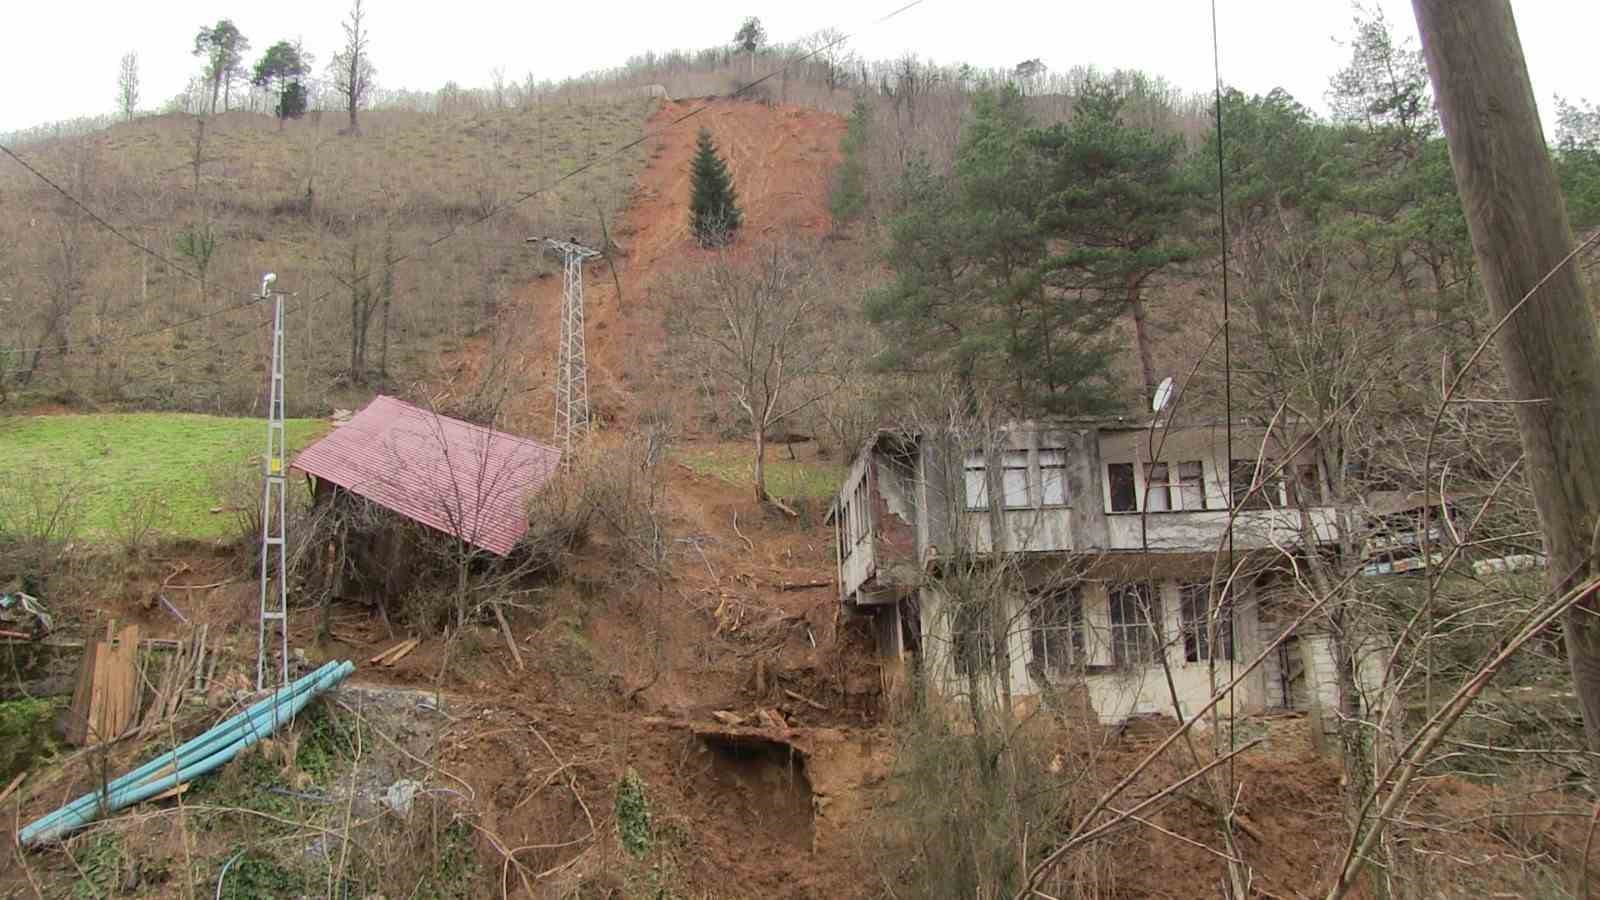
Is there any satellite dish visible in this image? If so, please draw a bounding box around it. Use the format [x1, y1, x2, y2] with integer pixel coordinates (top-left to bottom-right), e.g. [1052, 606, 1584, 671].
[1152, 376, 1175, 414]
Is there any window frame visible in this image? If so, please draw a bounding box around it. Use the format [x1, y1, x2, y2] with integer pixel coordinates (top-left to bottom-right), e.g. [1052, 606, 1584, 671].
[1108, 582, 1162, 667]
[963, 451, 989, 511]
[1039, 449, 1069, 507]
[1107, 462, 1138, 513]
[1179, 583, 1234, 663]
[1030, 587, 1084, 676]
[1001, 450, 1032, 510]
[1230, 458, 1283, 511]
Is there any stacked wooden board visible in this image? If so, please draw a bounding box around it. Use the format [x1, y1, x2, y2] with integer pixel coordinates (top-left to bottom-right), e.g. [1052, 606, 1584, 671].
[64, 623, 141, 746]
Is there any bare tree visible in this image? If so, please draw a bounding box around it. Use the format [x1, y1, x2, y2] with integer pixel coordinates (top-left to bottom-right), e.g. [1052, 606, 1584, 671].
[664, 243, 841, 508]
[116, 52, 140, 121]
[329, 0, 375, 135]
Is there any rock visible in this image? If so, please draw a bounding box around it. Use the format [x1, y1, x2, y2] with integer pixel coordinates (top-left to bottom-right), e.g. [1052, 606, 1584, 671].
[383, 779, 423, 815]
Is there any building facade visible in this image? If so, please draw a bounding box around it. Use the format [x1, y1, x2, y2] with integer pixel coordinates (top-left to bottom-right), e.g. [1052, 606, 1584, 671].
[832, 418, 1352, 724]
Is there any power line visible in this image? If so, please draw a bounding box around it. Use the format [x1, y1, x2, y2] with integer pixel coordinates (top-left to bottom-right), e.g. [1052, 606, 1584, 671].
[0, 143, 209, 289]
[0, 0, 929, 368]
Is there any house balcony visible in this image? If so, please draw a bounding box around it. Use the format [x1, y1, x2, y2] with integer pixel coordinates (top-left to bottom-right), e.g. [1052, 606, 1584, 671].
[1104, 506, 1339, 553]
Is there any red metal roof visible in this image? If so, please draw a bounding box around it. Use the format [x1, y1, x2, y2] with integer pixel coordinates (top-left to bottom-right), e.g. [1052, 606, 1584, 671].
[290, 395, 561, 557]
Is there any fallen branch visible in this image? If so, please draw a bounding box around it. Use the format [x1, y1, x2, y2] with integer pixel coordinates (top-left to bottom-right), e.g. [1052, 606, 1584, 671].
[778, 580, 831, 592]
[732, 511, 755, 554]
[492, 604, 525, 671]
[783, 688, 828, 711]
[0, 773, 25, 806]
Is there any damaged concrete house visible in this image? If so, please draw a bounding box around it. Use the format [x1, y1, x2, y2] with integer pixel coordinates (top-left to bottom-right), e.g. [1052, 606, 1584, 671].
[831, 417, 1366, 725]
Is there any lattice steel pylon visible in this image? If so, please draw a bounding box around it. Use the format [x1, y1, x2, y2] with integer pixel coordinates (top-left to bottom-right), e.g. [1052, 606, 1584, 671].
[536, 237, 602, 462]
[255, 273, 290, 692]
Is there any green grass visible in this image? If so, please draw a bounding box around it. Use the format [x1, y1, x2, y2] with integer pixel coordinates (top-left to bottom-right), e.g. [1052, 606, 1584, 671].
[0, 413, 327, 541]
[675, 445, 845, 501]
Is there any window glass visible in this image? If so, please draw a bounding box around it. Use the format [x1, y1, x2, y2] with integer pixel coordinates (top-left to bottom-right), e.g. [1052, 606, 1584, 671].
[1002, 451, 1031, 509]
[1109, 583, 1161, 666]
[1144, 463, 1171, 512]
[1231, 459, 1280, 510]
[1180, 583, 1234, 662]
[964, 452, 987, 510]
[1108, 463, 1137, 512]
[1030, 587, 1083, 675]
[1039, 450, 1068, 506]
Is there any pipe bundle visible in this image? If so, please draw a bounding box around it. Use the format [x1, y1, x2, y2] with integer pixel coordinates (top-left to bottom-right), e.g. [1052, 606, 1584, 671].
[20, 659, 354, 847]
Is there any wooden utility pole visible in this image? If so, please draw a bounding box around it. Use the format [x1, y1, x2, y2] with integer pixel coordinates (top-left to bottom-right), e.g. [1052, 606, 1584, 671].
[1412, 0, 1600, 749]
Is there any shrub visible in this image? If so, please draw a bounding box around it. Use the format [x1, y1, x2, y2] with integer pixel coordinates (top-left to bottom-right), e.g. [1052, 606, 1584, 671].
[614, 767, 653, 858]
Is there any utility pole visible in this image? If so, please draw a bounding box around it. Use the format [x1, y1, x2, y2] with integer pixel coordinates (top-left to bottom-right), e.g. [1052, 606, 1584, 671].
[255, 272, 290, 692]
[532, 237, 602, 463]
[1412, 0, 1600, 749]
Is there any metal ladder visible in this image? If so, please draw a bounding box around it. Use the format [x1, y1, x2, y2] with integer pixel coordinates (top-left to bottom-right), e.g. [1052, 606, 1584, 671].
[256, 277, 289, 691]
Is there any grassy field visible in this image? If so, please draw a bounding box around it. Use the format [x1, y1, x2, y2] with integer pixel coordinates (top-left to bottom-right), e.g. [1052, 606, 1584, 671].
[0, 413, 327, 541]
[675, 444, 846, 502]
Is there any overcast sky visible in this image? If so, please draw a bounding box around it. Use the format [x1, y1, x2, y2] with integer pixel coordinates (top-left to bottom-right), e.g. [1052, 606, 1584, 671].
[2, 1, 1592, 137]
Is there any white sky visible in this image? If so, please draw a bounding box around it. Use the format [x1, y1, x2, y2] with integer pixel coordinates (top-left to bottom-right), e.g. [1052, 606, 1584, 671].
[1, 0, 1592, 136]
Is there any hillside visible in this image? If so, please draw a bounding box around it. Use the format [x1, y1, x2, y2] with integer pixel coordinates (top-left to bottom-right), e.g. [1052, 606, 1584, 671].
[3, 42, 1597, 897]
[0, 101, 648, 416]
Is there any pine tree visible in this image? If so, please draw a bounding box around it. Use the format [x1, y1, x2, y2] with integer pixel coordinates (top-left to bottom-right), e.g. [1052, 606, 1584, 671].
[828, 99, 871, 230]
[689, 128, 742, 247]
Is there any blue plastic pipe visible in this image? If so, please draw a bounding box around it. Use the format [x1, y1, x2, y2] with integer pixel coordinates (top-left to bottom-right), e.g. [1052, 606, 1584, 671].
[20, 660, 354, 847]
[20, 660, 343, 843]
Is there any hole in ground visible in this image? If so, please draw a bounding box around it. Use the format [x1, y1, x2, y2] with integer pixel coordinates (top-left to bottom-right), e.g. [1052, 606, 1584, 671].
[693, 733, 814, 850]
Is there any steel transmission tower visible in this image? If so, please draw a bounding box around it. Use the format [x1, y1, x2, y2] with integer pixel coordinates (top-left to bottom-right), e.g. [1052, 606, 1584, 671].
[255, 273, 290, 691]
[536, 237, 602, 459]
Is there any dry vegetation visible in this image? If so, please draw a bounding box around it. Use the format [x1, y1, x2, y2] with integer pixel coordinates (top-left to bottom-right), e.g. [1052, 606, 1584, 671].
[0, 100, 649, 416]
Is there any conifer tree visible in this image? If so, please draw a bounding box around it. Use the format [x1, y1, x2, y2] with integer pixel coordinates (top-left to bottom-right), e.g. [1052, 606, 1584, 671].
[689, 128, 742, 247]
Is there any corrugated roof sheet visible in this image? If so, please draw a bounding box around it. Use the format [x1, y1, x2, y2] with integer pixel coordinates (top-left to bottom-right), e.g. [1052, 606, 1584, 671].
[290, 395, 561, 557]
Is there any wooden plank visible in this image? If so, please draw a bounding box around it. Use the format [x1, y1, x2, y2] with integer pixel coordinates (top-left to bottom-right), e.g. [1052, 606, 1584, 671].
[112, 625, 140, 740]
[368, 640, 412, 665]
[381, 638, 421, 667]
[64, 642, 93, 745]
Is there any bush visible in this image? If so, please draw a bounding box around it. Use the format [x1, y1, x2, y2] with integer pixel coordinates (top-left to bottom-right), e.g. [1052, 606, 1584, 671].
[614, 767, 653, 858]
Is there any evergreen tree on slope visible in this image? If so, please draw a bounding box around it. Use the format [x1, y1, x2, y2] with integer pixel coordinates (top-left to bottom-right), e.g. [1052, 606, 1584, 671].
[690, 128, 743, 247]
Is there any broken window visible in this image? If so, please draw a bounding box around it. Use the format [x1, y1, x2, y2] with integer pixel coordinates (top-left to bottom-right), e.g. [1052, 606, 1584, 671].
[1144, 462, 1172, 511]
[1039, 449, 1069, 506]
[1109, 583, 1162, 666]
[964, 452, 988, 511]
[1289, 463, 1323, 506]
[1230, 459, 1281, 510]
[951, 601, 995, 676]
[1107, 462, 1137, 513]
[854, 478, 869, 545]
[1030, 587, 1083, 675]
[1179, 583, 1234, 663]
[1002, 451, 1031, 509]
[836, 499, 849, 560]
[1140, 460, 1207, 512]
[1178, 461, 1206, 510]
